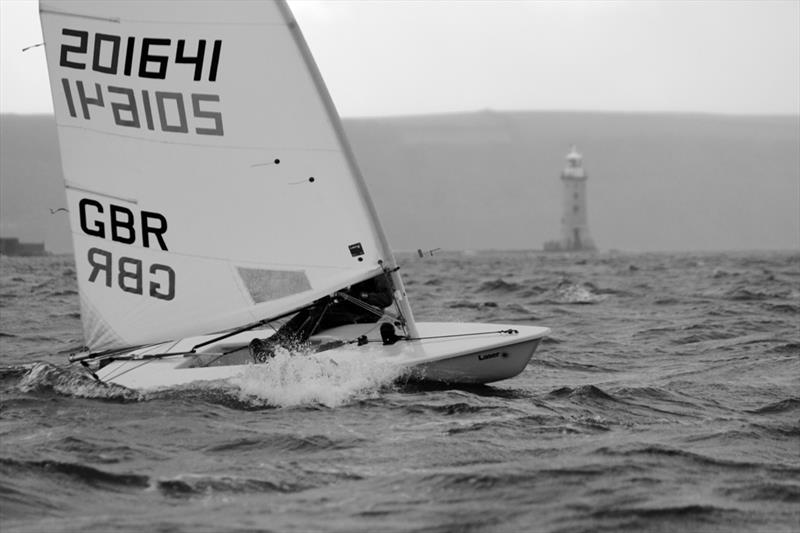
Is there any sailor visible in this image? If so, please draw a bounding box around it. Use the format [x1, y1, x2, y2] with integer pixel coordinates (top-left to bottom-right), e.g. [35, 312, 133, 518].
[249, 274, 394, 362]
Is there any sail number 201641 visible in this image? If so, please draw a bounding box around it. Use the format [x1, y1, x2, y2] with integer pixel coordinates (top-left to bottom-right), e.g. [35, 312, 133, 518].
[58, 29, 223, 136]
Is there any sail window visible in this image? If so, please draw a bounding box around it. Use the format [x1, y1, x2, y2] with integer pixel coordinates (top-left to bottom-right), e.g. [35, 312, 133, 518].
[237, 267, 311, 304]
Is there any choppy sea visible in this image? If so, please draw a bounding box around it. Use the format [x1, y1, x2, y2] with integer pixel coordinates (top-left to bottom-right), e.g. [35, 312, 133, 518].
[1, 250, 798, 533]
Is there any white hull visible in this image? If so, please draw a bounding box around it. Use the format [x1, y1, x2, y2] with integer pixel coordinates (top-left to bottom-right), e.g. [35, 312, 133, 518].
[90, 322, 549, 391]
[411, 337, 544, 384]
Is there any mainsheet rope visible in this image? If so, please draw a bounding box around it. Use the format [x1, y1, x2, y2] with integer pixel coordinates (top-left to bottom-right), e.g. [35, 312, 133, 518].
[350, 328, 519, 346]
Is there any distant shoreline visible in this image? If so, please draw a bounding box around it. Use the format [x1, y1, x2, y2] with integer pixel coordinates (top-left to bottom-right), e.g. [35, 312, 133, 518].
[2, 111, 798, 252]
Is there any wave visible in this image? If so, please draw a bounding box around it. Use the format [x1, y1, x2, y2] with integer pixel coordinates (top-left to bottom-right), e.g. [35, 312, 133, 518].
[712, 267, 738, 278]
[548, 384, 619, 403]
[446, 412, 611, 436]
[146, 385, 273, 411]
[748, 422, 800, 438]
[718, 482, 800, 503]
[762, 302, 800, 314]
[613, 386, 681, 402]
[156, 475, 304, 498]
[594, 444, 800, 474]
[723, 286, 788, 301]
[447, 300, 498, 310]
[416, 462, 656, 493]
[532, 359, 615, 373]
[768, 342, 800, 354]
[0, 365, 31, 381]
[0, 457, 149, 490]
[671, 326, 739, 344]
[477, 279, 522, 292]
[539, 336, 563, 345]
[229, 348, 404, 408]
[504, 302, 533, 314]
[418, 471, 518, 491]
[0, 457, 357, 503]
[406, 401, 494, 416]
[747, 397, 800, 414]
[0, 482, 62, 520]
[203, 433, 365, 454]
[15, 333, 74, 344]
[545, 385, 716, 423]
[548, 280, 608, 304]
[16, 362, 142, 401]
[590, 504, 738, 521]
[11, 350, 403, 408]
[519, 286, 549, 298]
[156, 467, 363, 499]
[49, 436, 139, 465]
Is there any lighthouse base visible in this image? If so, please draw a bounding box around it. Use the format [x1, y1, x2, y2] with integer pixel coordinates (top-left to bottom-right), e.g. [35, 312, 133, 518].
[543, 239, 597, 252]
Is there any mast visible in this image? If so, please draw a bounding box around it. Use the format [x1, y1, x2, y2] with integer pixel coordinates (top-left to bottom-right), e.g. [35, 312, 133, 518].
[277, 1, 419, 338]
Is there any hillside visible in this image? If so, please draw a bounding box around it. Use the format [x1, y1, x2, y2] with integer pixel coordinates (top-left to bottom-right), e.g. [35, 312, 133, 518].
[1, 111, 798, 253]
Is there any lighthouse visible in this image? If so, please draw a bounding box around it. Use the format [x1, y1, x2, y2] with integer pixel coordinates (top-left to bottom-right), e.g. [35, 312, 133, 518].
[557, 146, 596, 251]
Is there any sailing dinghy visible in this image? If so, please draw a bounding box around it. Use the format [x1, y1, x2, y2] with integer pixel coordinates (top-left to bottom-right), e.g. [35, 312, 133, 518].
[39, 0, 549, 391]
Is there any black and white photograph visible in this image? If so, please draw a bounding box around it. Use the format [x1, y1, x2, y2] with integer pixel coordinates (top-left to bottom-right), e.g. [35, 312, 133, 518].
[1, 1, 798, 531]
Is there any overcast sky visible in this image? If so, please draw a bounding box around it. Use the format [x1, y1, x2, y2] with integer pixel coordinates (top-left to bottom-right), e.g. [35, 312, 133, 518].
[1, 0, 799, 117]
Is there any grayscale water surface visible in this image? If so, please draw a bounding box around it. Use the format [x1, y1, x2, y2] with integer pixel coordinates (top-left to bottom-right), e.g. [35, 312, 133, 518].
[1, 251, 798, 532]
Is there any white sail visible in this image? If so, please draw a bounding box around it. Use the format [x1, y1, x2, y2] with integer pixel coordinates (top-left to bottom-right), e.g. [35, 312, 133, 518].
[39, 0, 414, 352]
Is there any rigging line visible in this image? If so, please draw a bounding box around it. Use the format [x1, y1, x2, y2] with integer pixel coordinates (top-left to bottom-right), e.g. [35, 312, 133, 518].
[79, 361, 100, 381]
[99, 358, 155, 383]
[334, 292, 387, 320]
[190, 298, 322, 352]
[140, 339, 182, 357]
[65, 183, 137, 204]
[191, 318, 270, 352]
[70, 343, 145, 363]
[195, 350, 233, 368]
[307, 299, 333, 337]
[407, 329, 519, 341]
[353, 329, 520, 344]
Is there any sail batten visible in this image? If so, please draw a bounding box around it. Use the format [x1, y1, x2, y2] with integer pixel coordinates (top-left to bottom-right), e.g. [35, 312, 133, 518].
[40, 0, 415, 351]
